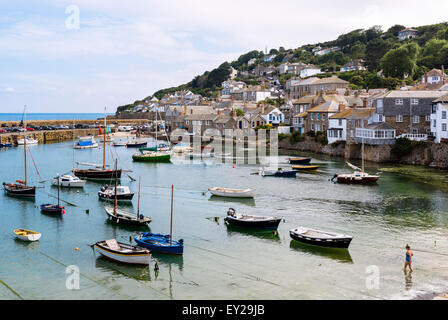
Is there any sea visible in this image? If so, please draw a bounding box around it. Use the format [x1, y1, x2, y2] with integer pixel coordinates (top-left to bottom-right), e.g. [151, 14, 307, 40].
[0, 141, 447, 300]
[0, 113, 113, 122]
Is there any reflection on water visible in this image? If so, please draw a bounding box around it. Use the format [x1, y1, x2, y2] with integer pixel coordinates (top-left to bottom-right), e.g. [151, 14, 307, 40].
[208, 195, 256, 207]
[95, 257, 152, 282]
[225, 224, 281, 243]
[405, 271, 413, 291]
[289, 240, 353, 264]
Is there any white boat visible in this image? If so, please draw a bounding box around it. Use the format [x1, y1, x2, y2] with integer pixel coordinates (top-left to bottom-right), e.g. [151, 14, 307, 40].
[112, 140, 127, 147]
[14, 229, 41, 242]
[98, 185, 134, 201]
[208, 187, 255, 198]
[258, 167, 277, 176]
[94, 239, 151, 265]
[17, 137, 38, 145]
[51, 175, 86, 188]
[74, 136, 98, 149]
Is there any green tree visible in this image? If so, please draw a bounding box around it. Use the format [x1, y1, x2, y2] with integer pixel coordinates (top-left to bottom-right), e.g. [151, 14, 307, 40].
[365, 38, 394, 71]
[419, 38, 448, 69]
[380, 43, 420, 78]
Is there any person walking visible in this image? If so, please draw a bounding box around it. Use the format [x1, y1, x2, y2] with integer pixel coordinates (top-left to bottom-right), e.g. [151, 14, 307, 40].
[404, 244, 414, 273]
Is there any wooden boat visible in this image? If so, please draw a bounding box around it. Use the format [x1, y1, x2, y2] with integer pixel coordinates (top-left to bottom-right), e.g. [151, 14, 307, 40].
[73, 109, 123, 181]
[94, 239, 151, 265]
[41, 174, 65, 214]
[292, 165, 320, 172]
[289, 227, 353, 249]
[260, 168, 297, 178]
[134, 185, 183, 255]
[99, 185, 134, 201]
[132, 150, 171, 163]
[52, 175, 86, 188]
[17, 137, 38, 145]
[288, 157, 312, 165]
[3, 106, 36, 198]
[104, 167, 151, 226]
[208, 187, 255, 198]
[331, 162, 379, 184]
[14, 229, 41, 242]
[224, 208, 282, 230]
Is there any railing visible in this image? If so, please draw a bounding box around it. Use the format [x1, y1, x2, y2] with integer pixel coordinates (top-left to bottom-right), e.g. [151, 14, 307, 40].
[397, 134, 428, 141]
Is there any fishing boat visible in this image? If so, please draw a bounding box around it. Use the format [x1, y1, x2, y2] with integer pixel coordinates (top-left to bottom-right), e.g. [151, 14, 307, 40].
[41, 175, 66, 214]
[98, 185, 134, 201]
[132, 150, 171, 163]
[288, 157, 312, 165]
[224, 208, 282, 230]
[94, 239, 151, 265]
[17, 137, 38, 145]
[104, 166, 151, 226]
[260, 168, 297, 178]
[292, 165, 320, 172]
[134, 185, 184, 255]
[73, 108, 123, 180]
[73, 136, 98, 149]
[14, 229, 41, 242]
[0, 136, 13, 148]
[126, 138, 147, 148]
[289, 227, 353, 249]
[3, 106, 36, 197]
[208, 187, 255, 198]
[51, 175, 86, 188]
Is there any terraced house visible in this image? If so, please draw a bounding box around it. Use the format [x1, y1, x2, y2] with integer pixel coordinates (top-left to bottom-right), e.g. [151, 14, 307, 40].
[372, 90, 446, 139]
[306, 100, 347, 133]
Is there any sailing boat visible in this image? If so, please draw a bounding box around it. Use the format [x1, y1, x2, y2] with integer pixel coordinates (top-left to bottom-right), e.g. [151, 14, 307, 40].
[41, 174, 66, 214]
[73, 108, 122, 180]
[132, 109, 171, 163]
[332, 123, 379, 184]
[134, 185, 184, 255]
[2, 106, 36, 197]
[104, 163, 151, 226]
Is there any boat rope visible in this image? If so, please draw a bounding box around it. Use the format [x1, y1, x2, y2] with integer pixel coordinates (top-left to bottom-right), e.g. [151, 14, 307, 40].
[112, 146, 136, 181]
[27, 146, 43, 181]
[0, 279, 24, 300]
[43, 192, 78, 207]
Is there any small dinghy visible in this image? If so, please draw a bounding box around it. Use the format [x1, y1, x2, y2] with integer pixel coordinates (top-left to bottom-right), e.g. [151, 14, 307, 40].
[288, 157, 312, 165]
[292, 165, 320, 172]
[94, 239, 151, 265]
[224, 208, 282, 230]
[208, 187, 255, 198]
[260, 168, 297, 178]
[134, 233, 184, 255]
[14, 229, 41, 242]
[289, 227, 353, 249]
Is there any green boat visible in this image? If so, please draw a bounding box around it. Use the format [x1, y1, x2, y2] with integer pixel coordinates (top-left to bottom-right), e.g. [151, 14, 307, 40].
[132, 151, 171, 163]
[139, 147, 158, 152]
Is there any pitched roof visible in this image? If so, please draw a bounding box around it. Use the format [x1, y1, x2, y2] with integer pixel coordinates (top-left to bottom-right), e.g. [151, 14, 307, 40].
[329, 108, 353, 119]
[347, 108, 375, 120]
[433, 94, 448, 103]
[383, 90, 446, 98]
[307, 100, 343, 113]
[314, 76, 349, 85]
[184, 114, 218, 121]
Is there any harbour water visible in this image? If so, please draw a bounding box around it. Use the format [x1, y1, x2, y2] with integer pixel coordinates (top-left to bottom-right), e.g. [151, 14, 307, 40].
[0, 141, 448, 300]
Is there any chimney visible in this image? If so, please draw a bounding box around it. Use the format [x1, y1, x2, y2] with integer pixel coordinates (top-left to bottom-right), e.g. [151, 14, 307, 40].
[443, 65, 446, 84]
[353, 103, 357, 109]
[338, 103, 345, 112]
[184, 105, 187, 115]
[363, 98, 368, 108]
[232, 108, 236, 117]
[425, 72, 428, 87]
[190, 109, 193, 115]
[218, 110, 221, 116]
[261, 104, 265, 115]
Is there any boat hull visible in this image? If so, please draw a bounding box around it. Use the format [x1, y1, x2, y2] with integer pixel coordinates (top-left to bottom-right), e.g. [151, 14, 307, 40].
[94, 243, 151, 265]
[289, 157, 312, 165]
[292, 165, 320, 171]
[73, 169, 122, 180]
[14, 229, 41, 242]
[336, 176, 379, 184]
[134, 233, 184, 255]
[126, 142, 148, 148]
[208, 188, 255, 198]
[51, 178, 86, 188]
[40, 204, 65, 214]
[3, 183, 36, 197]
[224, 216, 281, 230]
[105, 207, 151, 226]
[289, 230, 352, 249]
[98, 191, 134, 201]
[132, 154, 171, 163]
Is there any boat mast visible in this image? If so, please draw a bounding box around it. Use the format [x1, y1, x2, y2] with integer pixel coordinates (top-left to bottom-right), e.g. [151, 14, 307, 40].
[57, 174, 60, 207]
[362, 121, 365, 173]
[113, 159, 118, 214]
[24, 105, 27, 186]
[137, 177, 141, 220]
[103, 107, 106, 170]
[170, 184, 173, 245]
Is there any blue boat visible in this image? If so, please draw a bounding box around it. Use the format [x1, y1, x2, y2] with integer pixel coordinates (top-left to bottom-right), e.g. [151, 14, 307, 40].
[0, 143, 13, 148]
[134, 233, 184, 255]
[274, 170, 297, 178]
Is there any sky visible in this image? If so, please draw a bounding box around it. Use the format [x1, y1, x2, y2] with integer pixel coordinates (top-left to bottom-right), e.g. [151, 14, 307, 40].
[1, 0, 448, 113]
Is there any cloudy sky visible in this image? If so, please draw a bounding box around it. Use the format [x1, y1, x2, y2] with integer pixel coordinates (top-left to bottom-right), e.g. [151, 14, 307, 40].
[1, 0, 448, 113]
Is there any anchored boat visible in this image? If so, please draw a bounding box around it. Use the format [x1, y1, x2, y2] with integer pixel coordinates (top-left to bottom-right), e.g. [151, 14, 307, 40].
[73, 136, 98, 149]
[98, 185, 134, 202]
[94, 239, 151, 265]
[51, 175, 86, 188]
[224, 208, 282, 230]
[288, 157, 312, 165]
[289, 227, 353, 249]
[208, 187, 255, 198]
[14, 229, 41, 242]
[132, 150, 171, 163]
[41, 174, 65, 214]
[292, 165, 320, 172]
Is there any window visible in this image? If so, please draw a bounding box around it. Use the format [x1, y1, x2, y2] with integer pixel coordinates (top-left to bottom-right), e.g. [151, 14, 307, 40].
[185, 120, 190, 125]
[311, 113, 314, 120]
[411, 99, 419, 105]
[426, 115, 431, 122]
[412, 129, 418, 134]
[206, 121, 210, 126]
[322, 114, 326, 121]
[316, 113, 320, 121]
[413, 115, 420, 124]
[350, 130, 354, 138]
[378, 114, 384, 122]
[443, 123, 447, 132]
[442, 111, 447, 120]
[322, 124, 326, 131]
[433, 120, 437, 128]
[311, 124, 315, 131]
[395, 99, 403, 105]
[338, 119, 342, 126]
[396, 115, 403, 122]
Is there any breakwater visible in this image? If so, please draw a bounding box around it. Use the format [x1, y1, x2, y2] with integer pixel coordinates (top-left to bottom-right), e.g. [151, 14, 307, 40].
[279, 136, 448, 169]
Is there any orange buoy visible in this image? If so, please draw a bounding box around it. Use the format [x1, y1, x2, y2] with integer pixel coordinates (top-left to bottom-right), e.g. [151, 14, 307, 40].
[75, 247, 79, 251]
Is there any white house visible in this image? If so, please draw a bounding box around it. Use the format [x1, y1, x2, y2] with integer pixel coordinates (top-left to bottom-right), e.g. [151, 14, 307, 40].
[300, 65, 322, 78]
[398, 28, 418, 41]
[260, 106, 285, 125]
[255, 91, 272, 103]
[422, 68, 447, 85]
[327, 109, 352, 144]
[430, 95, 448, 143]
[264, 55, 276, 63]
[278, 63, 289, 74]
[340, 60, 366, 73]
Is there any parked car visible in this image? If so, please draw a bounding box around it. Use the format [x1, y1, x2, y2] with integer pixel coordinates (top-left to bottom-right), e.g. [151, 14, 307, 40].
[0, 129, 6, 133]
[26, 127, 35, 131]
[1, 123, 7, 127]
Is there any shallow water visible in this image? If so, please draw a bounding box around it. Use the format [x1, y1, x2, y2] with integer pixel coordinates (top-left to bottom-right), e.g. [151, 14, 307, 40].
[0, 141, 447, 300]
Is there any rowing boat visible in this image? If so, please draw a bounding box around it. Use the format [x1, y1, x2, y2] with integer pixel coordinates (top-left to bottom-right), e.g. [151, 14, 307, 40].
[14, 229, 41, 242]
[208, 187, 255, 198]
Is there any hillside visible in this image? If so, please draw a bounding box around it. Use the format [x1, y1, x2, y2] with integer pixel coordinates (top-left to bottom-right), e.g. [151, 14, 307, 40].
[117, 22, 448, 113]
